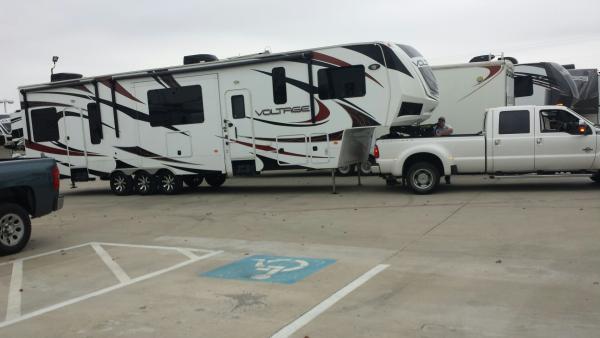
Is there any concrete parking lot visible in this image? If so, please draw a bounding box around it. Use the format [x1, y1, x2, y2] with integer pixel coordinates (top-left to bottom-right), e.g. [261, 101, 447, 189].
[0, 172, 599, 338]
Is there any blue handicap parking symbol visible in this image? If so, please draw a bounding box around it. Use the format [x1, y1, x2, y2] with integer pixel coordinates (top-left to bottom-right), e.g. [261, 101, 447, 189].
[201, 255, 336, 284]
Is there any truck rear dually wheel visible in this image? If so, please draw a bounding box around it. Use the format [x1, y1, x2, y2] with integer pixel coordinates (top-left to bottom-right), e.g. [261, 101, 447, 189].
[406, 162, 440, 194]
[0, 203, 31, 256]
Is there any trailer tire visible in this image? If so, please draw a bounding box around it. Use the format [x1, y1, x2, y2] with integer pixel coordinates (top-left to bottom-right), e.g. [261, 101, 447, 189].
[336, 165, 354, 176]
[110, 171, 134, 196]
[0, 203, 31, 256]
[184, 175, 203, 188]
[156, 170, 183, 195]
[134, 171, 156, 195]
[406, 162, 440, 194]
[205, 173, 226, 188]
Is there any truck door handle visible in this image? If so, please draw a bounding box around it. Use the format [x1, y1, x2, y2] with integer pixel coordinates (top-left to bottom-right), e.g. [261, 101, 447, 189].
[536, 138, 543, 144]
[583, 147, 593, 152]
[494, 139, 501, 145]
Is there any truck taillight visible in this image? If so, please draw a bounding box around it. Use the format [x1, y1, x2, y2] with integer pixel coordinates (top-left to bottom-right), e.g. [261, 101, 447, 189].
[52, 165, 60, 191]
[374, 145, 380, 159]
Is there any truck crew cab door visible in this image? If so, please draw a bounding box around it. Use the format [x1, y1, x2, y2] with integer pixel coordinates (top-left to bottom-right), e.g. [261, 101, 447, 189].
[534, 107, 596, 171]
[491, 108, 535, 173]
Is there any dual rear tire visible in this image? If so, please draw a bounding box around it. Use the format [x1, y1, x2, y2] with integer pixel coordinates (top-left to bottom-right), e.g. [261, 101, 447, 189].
[406, 162, 440, 195]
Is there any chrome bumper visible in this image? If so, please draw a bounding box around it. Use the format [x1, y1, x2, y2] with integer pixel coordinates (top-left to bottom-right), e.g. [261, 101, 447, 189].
[55, 195, 64, 211]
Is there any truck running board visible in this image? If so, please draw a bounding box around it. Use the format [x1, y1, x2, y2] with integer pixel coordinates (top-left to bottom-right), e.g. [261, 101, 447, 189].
[489, 173, 593, 179]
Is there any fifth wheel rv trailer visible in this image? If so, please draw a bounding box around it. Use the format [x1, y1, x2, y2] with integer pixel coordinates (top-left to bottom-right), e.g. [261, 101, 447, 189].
[16, 41, 438, 195]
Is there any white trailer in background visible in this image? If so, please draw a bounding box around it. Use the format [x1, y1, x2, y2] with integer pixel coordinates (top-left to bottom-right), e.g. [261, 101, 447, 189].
[419, 59, 580, 135]
[16, 41, 438, 195]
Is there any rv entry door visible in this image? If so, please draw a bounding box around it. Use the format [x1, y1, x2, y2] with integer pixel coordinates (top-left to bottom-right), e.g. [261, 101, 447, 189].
[61, 107, 89, 181]
[224, 90, 255, 162]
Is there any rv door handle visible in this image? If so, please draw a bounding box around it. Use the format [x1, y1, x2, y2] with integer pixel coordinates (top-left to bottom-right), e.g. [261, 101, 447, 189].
[494, 139, 501, 145]
[536, 138, 543, 144]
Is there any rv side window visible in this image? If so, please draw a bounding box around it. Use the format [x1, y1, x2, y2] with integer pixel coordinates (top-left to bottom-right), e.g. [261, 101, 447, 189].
[498, 110, 530, 134]
[231, 95, 245, 119]
[31, 107, 60, 142]
[514, 75, 534, 97]
[318, 65, 366, 100]
[272, 67, 287, 104]
[87, 103, 103, 144]
[148, 85, 204, 126]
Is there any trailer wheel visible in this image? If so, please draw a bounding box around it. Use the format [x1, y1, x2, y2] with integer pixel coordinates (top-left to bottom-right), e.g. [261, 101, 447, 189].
[406, 162, 440, 194]
[134, 171, 156, 195]
[0, 203, 31, 255]
[110, 171, 134, 196]
[205, 173, 226, 188]
[336, 165, 354, 176]
[183, 175, 204, 188]
[156, 170, 183, 195]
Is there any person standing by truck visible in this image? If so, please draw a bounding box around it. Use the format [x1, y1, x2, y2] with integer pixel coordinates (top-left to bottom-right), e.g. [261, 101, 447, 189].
[434, 117, 454, 136]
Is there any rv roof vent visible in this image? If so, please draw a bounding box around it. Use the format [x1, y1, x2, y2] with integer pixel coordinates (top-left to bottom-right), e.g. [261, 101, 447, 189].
[51, 73, 83, 82]
[183, 54, 219, 65]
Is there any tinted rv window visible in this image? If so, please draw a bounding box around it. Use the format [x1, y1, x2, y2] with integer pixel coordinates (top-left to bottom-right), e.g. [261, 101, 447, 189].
[31, 107, 59, 142]
[498, 110, 530, 134]
[272, 67, 287, 104]
[318, 65, 366, 99]
[148, 85, 204, 126]
[514, 75, 533, 97]
[231, 95, 245, 119]
[87, 103, 103, 144]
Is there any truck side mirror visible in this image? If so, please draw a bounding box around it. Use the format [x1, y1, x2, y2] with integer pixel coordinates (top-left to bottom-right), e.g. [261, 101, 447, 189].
[577, 120, 589, 135]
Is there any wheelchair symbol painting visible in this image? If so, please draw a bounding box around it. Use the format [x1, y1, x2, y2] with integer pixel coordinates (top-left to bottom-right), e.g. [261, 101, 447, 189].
[201, 255, 336, 284]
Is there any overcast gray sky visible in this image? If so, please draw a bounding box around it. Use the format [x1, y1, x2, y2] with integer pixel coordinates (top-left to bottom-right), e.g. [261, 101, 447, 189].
[1, 0, 599, 111]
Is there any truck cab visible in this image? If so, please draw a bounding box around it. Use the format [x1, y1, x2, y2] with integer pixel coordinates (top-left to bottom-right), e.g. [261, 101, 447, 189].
[374, 105, 600, 194]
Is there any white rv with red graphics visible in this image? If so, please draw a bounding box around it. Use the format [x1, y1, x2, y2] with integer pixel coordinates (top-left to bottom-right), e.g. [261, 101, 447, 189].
[16, 42, 438, 195]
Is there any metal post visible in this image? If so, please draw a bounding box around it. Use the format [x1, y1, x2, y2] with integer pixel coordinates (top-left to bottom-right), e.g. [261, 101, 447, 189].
[331, 169, 337, 194]
[357, 163, 362, 186]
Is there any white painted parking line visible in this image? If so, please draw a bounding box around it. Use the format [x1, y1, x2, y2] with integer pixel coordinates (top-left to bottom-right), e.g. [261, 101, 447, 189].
[0, 242, 93, 267]
[0, 243, 223, 329]
[5, 260, 23, 321]
[176, 248, 200, 260]
[270, 264, 390, 338]
[91, 243, 131, 283]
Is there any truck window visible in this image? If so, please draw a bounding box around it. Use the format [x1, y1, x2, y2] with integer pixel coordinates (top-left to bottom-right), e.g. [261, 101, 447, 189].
[272, 67, 287, 104]
[318, 65, 366, 99]
[31, 107, 60, 142]
[87, 103, 103, 144]
[540, 109, 579, 133]
[498, 110, 530, 134]
[148, 85, 204, 126]
[231, 95, 245, 119]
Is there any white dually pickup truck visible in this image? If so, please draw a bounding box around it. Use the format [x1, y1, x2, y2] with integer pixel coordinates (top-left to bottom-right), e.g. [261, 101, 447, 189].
[374, 105, 600, 194]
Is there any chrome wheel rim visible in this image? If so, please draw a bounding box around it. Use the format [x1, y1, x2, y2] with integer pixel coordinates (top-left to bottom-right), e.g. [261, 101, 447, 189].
[137, 175, 151, 193]
[0, 213, 24, 247]
[412, 169, 433, 190]
[113, 176, 127, 193]
[161, 174, 175, 192]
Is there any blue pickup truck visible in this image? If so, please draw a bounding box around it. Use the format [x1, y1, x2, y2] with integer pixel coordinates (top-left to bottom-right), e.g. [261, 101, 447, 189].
[0, 158, 63, 255]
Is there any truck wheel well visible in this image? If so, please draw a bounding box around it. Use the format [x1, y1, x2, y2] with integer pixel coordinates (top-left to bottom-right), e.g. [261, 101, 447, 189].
[402, 153, 444, 178]
[0, 187, 35, 216]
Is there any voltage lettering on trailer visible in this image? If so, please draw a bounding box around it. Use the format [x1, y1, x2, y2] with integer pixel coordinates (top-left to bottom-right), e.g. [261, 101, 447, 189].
[255, 105, 310, 116]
